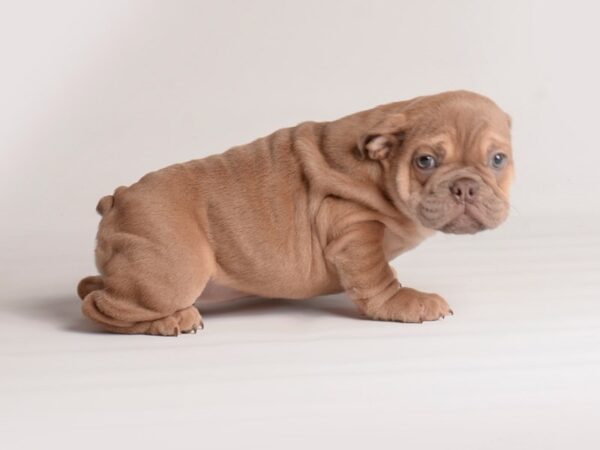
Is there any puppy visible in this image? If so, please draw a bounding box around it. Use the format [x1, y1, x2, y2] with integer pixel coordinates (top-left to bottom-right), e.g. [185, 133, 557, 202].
[78, 90, 513, 336]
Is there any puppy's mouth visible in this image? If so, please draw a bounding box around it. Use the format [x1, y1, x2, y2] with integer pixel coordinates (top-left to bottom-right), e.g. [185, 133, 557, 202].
[439, 205, 485, 234]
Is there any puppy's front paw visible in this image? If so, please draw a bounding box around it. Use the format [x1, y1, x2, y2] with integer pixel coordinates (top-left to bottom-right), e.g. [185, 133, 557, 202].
[375, 287, 453, 323]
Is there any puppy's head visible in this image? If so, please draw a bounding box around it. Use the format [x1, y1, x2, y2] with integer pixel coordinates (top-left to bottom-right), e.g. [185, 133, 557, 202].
[358, 91, 513, 234]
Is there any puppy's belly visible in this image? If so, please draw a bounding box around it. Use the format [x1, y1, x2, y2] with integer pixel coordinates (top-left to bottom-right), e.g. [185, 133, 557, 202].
[197, 280, 253, 303]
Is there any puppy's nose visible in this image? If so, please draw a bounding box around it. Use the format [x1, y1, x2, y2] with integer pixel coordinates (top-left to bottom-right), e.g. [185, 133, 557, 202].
[450, 178, 479, 203]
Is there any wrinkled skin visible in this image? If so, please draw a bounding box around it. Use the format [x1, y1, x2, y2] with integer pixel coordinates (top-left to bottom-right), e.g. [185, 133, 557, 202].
[383, 94, 513, 234]
[78, 90, 514, 335]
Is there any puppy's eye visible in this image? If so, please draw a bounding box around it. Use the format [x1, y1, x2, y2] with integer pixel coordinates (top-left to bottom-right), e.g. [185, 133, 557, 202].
[490, 152, 508, 169]
[414, 154, 437, 170]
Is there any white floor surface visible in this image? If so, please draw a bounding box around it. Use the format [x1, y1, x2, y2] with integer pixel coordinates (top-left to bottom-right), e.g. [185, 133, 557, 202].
[2, 214, 599, 449]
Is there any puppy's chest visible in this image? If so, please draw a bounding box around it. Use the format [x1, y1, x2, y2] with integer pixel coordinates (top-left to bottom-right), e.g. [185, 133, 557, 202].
[382, 226, 432, 260]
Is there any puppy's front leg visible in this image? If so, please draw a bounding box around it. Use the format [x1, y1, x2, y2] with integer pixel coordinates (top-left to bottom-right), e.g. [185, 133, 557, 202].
[327, 221, 453, 323]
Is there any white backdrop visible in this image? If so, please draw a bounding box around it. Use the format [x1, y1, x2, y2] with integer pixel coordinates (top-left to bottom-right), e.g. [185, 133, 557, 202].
[2, 2, 600, 449]
[2, 0, 600, 241]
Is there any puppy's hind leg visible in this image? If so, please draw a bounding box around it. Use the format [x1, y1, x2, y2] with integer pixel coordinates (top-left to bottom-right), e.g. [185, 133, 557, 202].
[82, 296, 204, 336]
[81, 187, 215, 336]
[76, 195, 112, 300]
[81, 232, 213, 336]
[77, 275, 199, 334]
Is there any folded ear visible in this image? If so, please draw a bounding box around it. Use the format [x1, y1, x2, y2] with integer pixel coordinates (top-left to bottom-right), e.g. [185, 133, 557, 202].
[356, 113, 407, 161]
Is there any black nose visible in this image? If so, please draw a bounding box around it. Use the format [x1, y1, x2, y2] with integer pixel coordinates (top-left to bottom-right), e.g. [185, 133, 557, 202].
[450, 178, 479, 203]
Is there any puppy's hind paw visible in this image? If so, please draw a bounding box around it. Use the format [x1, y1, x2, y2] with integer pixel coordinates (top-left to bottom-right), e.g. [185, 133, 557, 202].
[147, 306, 204, 336]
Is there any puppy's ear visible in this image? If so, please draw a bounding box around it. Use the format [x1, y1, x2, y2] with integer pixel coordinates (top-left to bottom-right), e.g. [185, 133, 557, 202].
[356, 113, 407, 161]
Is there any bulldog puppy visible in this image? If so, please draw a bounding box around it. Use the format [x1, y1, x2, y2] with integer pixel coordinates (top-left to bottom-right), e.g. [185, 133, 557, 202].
[78, 90, 513, 336]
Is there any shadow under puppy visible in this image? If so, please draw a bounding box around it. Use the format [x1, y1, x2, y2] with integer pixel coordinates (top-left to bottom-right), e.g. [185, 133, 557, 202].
[78, 90, 514, 336]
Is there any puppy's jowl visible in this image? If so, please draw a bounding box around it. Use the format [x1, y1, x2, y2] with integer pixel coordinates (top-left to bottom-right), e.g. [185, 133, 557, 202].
[78, 91, 513, 335]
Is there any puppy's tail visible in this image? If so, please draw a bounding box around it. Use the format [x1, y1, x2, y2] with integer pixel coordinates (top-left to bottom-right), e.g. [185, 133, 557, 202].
[96, 185, 128, 216]
[77, 276, 104, 300]
[96, 195, 114, 216]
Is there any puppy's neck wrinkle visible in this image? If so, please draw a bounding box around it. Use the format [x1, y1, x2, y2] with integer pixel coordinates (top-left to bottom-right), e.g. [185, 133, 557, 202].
[293, 122, 399, 219]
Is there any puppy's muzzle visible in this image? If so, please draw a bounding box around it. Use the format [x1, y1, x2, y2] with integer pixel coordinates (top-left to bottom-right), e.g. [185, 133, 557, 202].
[417, 173, 508, 234]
